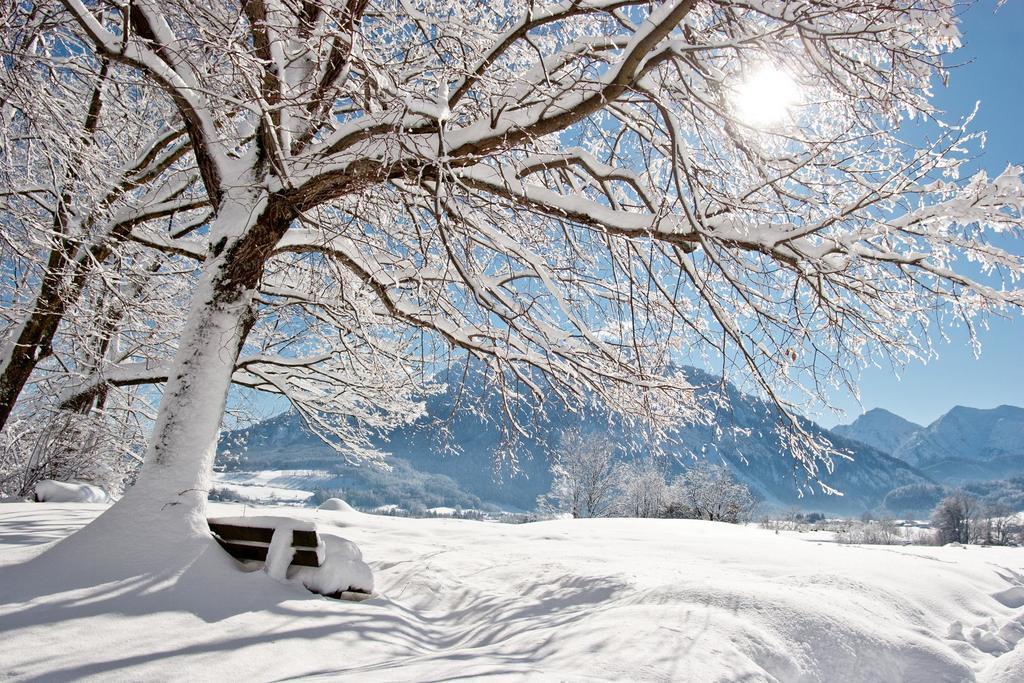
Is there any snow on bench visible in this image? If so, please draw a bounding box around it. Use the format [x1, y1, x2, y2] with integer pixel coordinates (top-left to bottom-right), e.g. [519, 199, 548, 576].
[208, 515, 374, 600]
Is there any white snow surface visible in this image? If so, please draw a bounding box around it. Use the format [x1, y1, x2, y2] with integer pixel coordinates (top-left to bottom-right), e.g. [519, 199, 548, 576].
[318, 497, 355, 512]
[34, 479, 108, 504]
[212, 470, 315, 502]
[207, 514, 316, 531]
[0, 501, 1022, 682]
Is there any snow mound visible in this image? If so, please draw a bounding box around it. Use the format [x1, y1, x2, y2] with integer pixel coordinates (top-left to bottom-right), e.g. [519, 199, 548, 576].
[983, 643, 1024, 683]
[318, 497, 355, 512]
[290, 532, 374, 597]
[34, 480, 108, 504]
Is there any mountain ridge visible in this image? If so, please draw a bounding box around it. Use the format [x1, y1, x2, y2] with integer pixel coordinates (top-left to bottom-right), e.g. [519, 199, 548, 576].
[831, 408, 922, 455]
[832, 403, 1024, 485]
[219, 367, 936, 515]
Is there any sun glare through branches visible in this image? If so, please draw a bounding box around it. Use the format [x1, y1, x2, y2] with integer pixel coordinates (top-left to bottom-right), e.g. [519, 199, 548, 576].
[730, 65, 802, 127]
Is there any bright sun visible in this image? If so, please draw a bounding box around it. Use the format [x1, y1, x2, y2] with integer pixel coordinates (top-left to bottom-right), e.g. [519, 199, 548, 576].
[730, 65, 801, 128]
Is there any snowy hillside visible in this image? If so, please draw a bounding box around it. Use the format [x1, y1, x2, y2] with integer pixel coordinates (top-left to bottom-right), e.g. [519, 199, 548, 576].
[2, 501, 1023, 681]
[220, 367, 934, 515]
[832, 408, 923, 455]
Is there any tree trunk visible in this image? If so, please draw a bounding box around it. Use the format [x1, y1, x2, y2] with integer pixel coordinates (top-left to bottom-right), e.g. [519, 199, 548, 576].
[0, 280, 70, 430]
[0, 67, 112, 433]
[37, 189, 289, 574]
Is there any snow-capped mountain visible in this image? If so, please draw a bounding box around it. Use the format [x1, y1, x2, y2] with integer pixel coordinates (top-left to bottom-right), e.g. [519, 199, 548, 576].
[892, 405, 1024, 484]
[833, 405, 1024, 485]
[219, 367, 934, 515]
[831, 408, 922, 456]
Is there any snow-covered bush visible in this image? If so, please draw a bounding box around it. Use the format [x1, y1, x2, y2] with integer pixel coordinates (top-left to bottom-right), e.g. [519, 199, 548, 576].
[837, 519, 904, 546]
[0, 410, 140, 500]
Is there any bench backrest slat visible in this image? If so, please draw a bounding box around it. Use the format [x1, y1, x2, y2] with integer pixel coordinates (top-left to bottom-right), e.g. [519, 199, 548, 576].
[209, 521, 319, 548]
[209, 520, 321, 568]
[213, 538, 320, 567]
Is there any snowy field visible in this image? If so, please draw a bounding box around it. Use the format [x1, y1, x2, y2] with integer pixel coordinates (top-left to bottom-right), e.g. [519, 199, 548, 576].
[211, 470, 316, 503]
[1, 502, 1023, 682]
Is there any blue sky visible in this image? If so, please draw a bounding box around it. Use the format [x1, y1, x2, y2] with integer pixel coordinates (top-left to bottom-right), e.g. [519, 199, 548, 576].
[820, 0, 1024, 427]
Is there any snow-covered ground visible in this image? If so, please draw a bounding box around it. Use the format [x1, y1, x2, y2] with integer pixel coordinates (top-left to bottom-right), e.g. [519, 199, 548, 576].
[1, 501, 1022, 682]
[211, 470, 316, 503]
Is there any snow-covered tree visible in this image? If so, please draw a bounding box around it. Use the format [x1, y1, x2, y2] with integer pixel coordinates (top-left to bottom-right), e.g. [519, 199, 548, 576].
[976, 503, 1018, 547]
[613, 459, 669, 518]
[539, 428, 617, 518]
[0, 5, 432, 468]
[0, 10, 208, 432]
[931, 492, 980, 545]
[669, 461, 755, 523]
[7, 0, 1023, 571]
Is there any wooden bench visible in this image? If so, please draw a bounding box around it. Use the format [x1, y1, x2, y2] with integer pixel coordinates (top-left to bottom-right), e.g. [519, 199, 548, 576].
[209, 517, 373, 601]
[208, 520, 321, 568]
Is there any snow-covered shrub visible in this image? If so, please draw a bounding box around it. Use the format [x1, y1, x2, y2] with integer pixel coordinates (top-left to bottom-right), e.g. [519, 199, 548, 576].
[837, 519, 904, 545]
[0, 410, 140, 499]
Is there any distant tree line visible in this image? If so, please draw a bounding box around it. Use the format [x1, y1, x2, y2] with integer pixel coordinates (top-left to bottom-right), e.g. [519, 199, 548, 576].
[930, 492, 1022, 546]
[759, 493, 1023, 547]
[881, 478, 1024, 520]
[537, 429, 756, 523]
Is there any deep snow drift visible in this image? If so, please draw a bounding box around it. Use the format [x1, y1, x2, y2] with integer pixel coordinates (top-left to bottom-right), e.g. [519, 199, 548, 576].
[1, 501, 1022, 682]
[33, 479, 108, 504]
